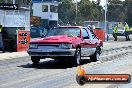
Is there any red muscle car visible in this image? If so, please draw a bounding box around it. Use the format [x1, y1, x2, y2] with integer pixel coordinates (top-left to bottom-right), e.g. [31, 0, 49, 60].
[28, 26, 103, 65]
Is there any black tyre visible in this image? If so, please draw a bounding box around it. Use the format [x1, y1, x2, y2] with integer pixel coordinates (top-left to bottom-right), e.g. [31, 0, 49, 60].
[73, 48, 81, 66]
[76, 75, 86, 85]
[90, 47, 101, 62]
[31, 56, 40, 65]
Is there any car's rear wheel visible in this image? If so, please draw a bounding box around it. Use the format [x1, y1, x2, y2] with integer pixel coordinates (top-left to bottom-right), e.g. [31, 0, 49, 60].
[90, 47, 101, 62]
[31, 56, 40, 65]
[73, 48, 81, 66]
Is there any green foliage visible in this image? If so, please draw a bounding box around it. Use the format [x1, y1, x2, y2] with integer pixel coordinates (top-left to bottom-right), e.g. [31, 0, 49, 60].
[58, 0, 75, 25]
[107, 0, 132, 26]
[58, 0, 103, 25]
[125, 0, 132, 26]
[58, 0, 132, 26]
[107, 0, 124, 21]
[0, 0, 12, 3]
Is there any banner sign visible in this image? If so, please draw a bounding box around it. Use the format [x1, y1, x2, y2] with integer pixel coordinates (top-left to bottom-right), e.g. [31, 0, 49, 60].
[76, 66, 131, 86]
[0, 3, 18, 10]
[17, 30, 30, 52]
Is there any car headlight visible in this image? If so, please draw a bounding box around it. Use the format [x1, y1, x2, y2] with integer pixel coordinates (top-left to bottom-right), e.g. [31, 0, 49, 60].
[29, 44, 38, 49]
[60, 44, 72, 49]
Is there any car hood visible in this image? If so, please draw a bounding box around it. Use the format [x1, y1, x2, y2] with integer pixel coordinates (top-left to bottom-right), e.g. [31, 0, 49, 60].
[30, 35, 80, 44]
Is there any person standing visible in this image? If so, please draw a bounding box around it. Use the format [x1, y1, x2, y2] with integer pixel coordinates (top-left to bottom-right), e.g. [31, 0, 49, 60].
[0, 25, 5, 53]
[113, 24, 118, 41]
[124, 22, 130, 41]
[92, 24, 95, 30]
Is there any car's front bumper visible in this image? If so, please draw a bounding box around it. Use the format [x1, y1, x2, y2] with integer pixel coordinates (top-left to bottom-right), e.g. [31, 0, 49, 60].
[27, 48, 76, 57]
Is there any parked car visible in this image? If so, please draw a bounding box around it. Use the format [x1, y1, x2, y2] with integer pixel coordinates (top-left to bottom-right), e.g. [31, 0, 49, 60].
[28, 26, 103, 65]
[116, 27, 125, 36]
[116, 26, 132, 36]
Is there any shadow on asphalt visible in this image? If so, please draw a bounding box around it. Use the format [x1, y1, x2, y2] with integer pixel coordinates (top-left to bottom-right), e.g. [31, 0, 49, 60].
[18, 59, 91, 69]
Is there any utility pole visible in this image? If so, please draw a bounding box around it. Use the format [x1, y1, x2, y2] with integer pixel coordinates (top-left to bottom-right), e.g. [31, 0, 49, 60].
[105, 0, 108, 31]
[75, 0, 77, 25]
[13, 0, 15, 4]
[5, 0, 7, 3]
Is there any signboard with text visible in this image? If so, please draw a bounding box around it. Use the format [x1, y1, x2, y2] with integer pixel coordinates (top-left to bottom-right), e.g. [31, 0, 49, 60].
[17, 30, 30, 52]
[0, 3, 18, 10]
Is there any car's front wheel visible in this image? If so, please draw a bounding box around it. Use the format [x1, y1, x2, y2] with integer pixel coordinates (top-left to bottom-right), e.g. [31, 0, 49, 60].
[73, 48, 81, 66]
[90, 47, 101, 62]
[31, 56, 40, 65]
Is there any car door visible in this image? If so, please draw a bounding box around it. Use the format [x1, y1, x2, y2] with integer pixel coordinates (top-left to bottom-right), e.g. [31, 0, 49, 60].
[88, 30, 99, 54]
[81, 28, 92, 56]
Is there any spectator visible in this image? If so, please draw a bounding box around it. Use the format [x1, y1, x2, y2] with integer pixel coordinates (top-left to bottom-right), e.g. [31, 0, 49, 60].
[113, 24, 118, 41]
[124, 22, 130, 41]
[0, 25, 5, 53]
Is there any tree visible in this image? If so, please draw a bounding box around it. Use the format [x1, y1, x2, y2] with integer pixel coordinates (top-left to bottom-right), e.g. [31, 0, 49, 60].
[107, 0, 132, 26]
[78, 0, 93, 21]
[124, 0, 132, 26]
[58, 0, 104, 25]
[107, 0, 125, 22]
[58, 0, 75, 25]
[0, 0, 12, 3]
[78, 0, 103, 21]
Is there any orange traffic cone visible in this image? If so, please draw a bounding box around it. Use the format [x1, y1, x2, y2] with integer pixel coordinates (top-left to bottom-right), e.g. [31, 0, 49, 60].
[76, 66, 86, 76]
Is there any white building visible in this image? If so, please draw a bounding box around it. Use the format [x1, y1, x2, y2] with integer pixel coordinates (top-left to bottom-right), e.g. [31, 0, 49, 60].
[32, 0, 58, 27]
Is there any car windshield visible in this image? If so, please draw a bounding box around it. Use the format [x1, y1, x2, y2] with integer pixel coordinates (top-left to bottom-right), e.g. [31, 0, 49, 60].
[47, 27, 80, 37]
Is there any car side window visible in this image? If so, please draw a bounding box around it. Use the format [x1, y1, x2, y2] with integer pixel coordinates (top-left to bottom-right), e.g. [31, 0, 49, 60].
[82, 28, 89, 39]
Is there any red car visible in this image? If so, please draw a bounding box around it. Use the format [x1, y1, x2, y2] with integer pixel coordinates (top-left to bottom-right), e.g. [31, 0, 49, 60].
[28, 26, 103, 65]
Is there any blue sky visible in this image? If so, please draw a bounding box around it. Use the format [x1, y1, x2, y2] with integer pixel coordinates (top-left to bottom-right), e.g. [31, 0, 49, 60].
[75, 0, 125, 7]
[74, 0, 108, 6]
[99, 0, 125, 6]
